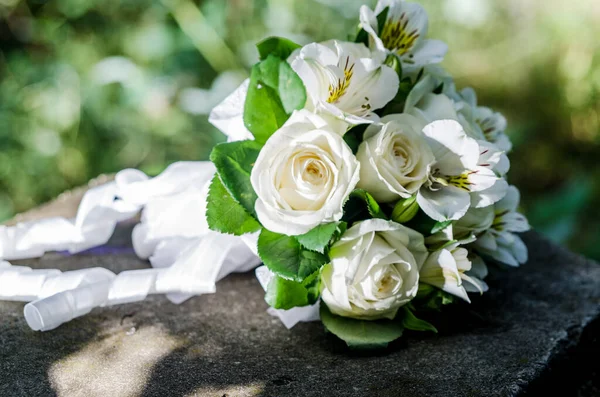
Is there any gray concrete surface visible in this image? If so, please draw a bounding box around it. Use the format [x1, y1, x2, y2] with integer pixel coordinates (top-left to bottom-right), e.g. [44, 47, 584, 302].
[0, 190, 598, 397]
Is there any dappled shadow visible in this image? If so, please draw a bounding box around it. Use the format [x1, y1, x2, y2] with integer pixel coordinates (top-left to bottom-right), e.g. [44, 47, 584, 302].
[0, 298, 123, 396]
[134, 273, 503, 397]
[0, 222, 153, 396]
[136, 232, 600, 397]
[1, 231, 599, 396]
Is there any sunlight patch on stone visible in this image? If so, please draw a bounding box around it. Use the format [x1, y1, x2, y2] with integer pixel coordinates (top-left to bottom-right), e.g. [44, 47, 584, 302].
[186, 383, 265, 397]
[48, 325, 182, 397]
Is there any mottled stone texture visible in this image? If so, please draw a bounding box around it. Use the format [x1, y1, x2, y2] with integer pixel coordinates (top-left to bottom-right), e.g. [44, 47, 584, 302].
[0, 192, 599, 397]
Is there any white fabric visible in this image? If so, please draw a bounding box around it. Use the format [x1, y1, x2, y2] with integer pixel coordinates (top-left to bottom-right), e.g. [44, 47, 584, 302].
[17, 229, 259, 331]
[0, 81, 325, 331]
[0, 183, 139, 260]
[0, 161, 273, 331]
[0, 162, 213, 261]
[0, 266, 62, 301]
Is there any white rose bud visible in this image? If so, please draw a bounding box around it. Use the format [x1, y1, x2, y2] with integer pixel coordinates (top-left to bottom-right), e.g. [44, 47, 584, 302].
[356, 114, 435, 203]
[250, 110, 360, 236]
[320, 219, 427, 320]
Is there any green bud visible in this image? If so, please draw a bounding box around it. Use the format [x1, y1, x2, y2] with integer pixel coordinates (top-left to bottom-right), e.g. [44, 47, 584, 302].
[384, 54, 402, 78]
[391, 196, 419, 223]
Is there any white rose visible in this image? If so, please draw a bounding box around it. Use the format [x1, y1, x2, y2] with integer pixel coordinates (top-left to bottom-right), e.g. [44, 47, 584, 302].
[356, 114, 435, 202]
[250, 110, 360, 236]
[320, 219, 427, 320]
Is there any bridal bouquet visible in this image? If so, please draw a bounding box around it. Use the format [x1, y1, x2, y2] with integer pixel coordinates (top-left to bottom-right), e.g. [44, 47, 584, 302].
[207, 0, 530, 348]
[0, 0, 530, 346]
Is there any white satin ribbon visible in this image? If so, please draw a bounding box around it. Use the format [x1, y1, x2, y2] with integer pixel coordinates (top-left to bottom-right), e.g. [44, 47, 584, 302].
[0, 88, 323, 331]
[0, 161, 263, 331]
[15, 231, 260, 331]
[0, 265, 62, 301]
[0, 183, 140, 261]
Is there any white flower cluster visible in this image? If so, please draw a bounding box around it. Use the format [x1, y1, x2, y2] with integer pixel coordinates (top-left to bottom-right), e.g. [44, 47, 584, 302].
[210, 0, 529, 322]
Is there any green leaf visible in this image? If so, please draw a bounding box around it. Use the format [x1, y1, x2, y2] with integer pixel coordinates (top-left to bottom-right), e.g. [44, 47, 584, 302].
[355, 27, 369, 46]
[304, 271, 321, 303]
[265, 271, 320, 310]
[376, 7, 390, 33]
[320, 304, 404, 349]
[400, 306, 438, 333]
[209, 140, 262, 217]
[244, 61, 288, 142]
[342, 189, 387, 223]
[440, 292, 456, 305]
[257, 36, 301, 60]
[296, 222, 344, 254]
[403, 209, 436, 235]
[415, 283, 436, 300]
[355, 6, 389, 46]
[278, 60, 307, 114]
[206, 175, 261, 235]
[343, 124, 367, 154]
[331, 222, 348, 245]
[431, 219, 453, 234]
[353, 190, 387, 219]
[243, 55, 306, 144]
[413, 284, 457, 311]
[381, 76, 415, 117]
[258, 229, 328, 282]
[427, 239, 459, 252]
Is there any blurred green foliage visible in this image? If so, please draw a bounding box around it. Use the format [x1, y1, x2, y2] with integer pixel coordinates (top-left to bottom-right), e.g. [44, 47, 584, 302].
[1, 0, 599, 259]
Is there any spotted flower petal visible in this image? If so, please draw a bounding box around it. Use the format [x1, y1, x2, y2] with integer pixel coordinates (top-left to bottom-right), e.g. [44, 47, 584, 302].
[359, 0, 447, 71]
[289, 40, 399, 133]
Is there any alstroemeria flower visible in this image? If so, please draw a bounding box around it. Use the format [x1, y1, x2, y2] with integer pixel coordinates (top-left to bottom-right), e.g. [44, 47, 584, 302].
[472, 106, 512, 152]
[453, 206, 495, 242]
[420, 246, 488, 303]
[443, 84, 514, 153]
[289, 40, 399, 133]
[417, 120, 500, 221]
[406, 72, 514, 156]
[406, 92, 509, 209]
[472, 186, 530, 267]
[359, 0, 447, 73]
[407, 91, 459, 125]
[470, 140, 509, 208]
[406, 87, 485, 144]
[468, 252, 489, 283]
[407, 89, 481, 144]
[403, 66, 453, 110]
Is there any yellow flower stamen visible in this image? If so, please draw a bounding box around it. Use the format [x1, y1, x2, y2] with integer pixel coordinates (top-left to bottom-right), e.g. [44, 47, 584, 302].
[447, 172, 475, 192]
[380, 12, 420, 56]
[327, 56, 354, 103]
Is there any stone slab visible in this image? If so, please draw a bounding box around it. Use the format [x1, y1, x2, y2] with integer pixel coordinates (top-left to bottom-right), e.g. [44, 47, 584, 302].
[0, 195, 599, 396]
